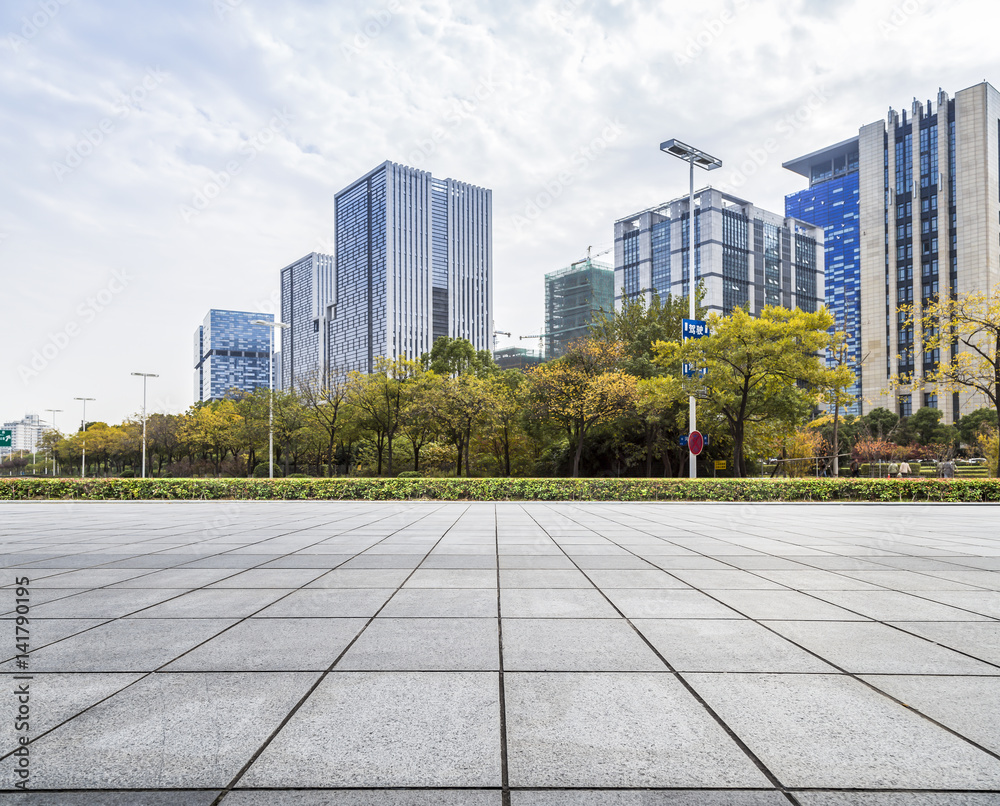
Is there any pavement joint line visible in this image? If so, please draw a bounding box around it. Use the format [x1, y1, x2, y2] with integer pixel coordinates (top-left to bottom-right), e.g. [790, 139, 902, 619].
[208, 503, 470, 806]
[0, 503, 444, 763]
[520, 503, 802, 805]
[494, 503, 512, 806]
[552, 502, 1000, 766]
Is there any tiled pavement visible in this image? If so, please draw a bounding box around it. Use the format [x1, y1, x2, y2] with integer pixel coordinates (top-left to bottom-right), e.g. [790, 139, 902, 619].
[0, 500, 999, 804]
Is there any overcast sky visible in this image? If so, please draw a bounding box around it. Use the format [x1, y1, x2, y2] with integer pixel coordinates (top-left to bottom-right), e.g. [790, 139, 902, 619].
[2, 0, 998, 428]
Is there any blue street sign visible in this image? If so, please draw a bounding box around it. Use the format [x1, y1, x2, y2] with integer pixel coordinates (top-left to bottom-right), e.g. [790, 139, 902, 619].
[683, 363, 708, 378]
[679, 434, 709, 448]
[682, 319, 709, 339]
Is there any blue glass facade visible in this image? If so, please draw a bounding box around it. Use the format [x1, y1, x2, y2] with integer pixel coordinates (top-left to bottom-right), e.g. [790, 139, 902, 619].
[785, 160, 862, 414]
[193, 310, 273, 402]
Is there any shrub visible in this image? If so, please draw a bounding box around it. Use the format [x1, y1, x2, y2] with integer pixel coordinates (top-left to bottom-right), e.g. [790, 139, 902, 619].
[397, 471, 422, 479]
[119, 470, 135, 478]
[252, 463, 283, 478]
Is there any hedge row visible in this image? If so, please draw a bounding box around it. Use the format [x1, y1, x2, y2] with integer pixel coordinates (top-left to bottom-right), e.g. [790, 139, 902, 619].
[2, 477, 1000, 502]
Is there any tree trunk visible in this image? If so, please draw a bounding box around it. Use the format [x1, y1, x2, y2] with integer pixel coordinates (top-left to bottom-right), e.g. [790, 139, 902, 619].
[645, 423, 653, 478]
[572, 426, 585, 478]
[503, 426, 511, 477]
[832, 399, 841, 477]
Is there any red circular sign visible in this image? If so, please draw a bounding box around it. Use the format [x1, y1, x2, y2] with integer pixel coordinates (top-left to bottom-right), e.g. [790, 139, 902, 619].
[688, 430, 704, 456]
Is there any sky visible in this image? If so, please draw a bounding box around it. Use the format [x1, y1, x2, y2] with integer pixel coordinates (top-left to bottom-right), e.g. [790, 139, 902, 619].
[2, 0, 999, 430]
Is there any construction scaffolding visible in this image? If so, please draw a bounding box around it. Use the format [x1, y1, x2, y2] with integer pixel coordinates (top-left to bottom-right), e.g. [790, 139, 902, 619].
[544, 258, 614, 360]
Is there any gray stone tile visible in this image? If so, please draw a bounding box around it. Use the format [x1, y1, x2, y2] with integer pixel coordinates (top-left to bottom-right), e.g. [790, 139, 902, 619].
[634, 619, 836, 673]
[795, 794, 1000, 805]
[504, 672, 770, 787]
[501, 588, 619, 618]
[860, 674, 1000, 753]
[339, 554, 427, 569]
[260, 554, 353, 569]
[0, 618, 106, 656]
[107, 568, 236, 587]
[602, 589, 741, 619]
[164, 617, 367, 671]
[0, 794, 220, 805]
[583, 570, 691, 588]
[765, 620, 997, 674]
[256, 588, 395, 617]
[499, 570, 592, 588]
[28, 588, 188, 619]
[26, 672, 318, 788]
[404, 570, 498, 588]
[379, 588, 498, 618]
[752, 569, 881, 590]
[689, 672, 1000, 788]
[307, 569, 411, 588]
[669, 570, 786, 589]
[838, 569, 986, 590]
[241, 671, 501, 787]
[225, 792, 502, 805]
[127, 588, 289, 618]
[499, 555, 576, 569]
[571, 555, 657, 570]
[503, 618, 665, 671]
[510, 793, 788, 805]
[0, 673, 143, 753]
[207, 568, 325, 588]
[809, 590, 991, 621]
[421, 554, 498, 569]
[339, 617, 498, 670]
[888, 620, 1000, 665]
[30, 569, 150, 588]
[7, 618, 236, 672]
[706, 589, 868, 620]
[908, 591, 1000, 619]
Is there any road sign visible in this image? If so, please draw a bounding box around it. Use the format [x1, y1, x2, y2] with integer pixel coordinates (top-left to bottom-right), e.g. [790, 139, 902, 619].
[715, 460, 726, 470]
[0, 430, 11, 448]
[682, 319, 709, 339]
[680, 434, 710, 448]
[688, 430, 704, 456]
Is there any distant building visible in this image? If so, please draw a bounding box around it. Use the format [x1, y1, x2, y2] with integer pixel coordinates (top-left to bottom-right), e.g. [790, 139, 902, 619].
[278, 252, 335, 390]
[784, 138, 862, 415]
[193, 310, 273, 402]
[330, 161, 493, 373]
[614, 188, 824, 318]
[0, 414, 43, 457]
[545, 258, 614, 360]
[493, 346, 544, 371]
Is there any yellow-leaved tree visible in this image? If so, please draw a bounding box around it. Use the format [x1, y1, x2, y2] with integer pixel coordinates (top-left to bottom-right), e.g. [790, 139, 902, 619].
[528, 339, 639, 477]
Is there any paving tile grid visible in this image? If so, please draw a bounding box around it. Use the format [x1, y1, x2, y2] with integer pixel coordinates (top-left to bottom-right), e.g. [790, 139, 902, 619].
[0, 500, 998, 804]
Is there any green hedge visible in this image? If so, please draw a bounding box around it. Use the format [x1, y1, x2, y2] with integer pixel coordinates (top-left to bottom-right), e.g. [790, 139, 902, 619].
[2, 477, 1000, 502]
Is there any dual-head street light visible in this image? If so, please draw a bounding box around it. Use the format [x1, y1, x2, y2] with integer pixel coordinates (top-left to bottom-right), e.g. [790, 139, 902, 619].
[660, 138, 722, 479]
[131, 373, 159, 478]
[73, 397, 95, 478]
[251, 320, 290, 479]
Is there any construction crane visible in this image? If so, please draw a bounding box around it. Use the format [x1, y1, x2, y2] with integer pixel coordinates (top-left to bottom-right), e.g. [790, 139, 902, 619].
[582, 244, 612, 262]
[492, 330, 511, 348]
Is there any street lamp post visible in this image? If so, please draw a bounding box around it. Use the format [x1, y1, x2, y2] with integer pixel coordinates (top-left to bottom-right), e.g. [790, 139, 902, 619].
[73, 397, 95, 478]
[250, 320, 290, 479]
[131, 373, 159, 478]
[45, 408, 62, 476]
[660, 139, 722, 479]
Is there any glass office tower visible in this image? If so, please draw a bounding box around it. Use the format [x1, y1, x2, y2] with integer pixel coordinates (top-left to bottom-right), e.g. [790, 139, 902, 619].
[330, 161, 493, 374]
[193, 310, 273, 402]
[279, 252, 335, 391]
[785, 139, 862, 414]
[544, 259, 614, 359]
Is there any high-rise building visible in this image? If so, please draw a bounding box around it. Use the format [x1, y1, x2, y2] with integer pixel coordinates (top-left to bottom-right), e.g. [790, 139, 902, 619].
[544, 258, 614, 359]
[784, 139, 863, 414]
[278, 252, 335, 390]
[0, 414, 43, 458]
[614, 188, 824, 318]
[330, 161, 493, 373]
[193, 310, 274, 402]
[787, 82, 1000, 422]
[493, 346, 544, 371]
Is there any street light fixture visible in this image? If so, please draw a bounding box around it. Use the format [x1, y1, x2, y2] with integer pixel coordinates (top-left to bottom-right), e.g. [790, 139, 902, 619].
[660, 138, 722, 479]
[131, 373, 159, 479]
[250, 320, 290, 479]
[44, 409, 62, 476]
[73, 397, 95, 478]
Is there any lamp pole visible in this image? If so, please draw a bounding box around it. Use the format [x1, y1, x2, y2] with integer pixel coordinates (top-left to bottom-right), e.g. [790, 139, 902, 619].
[250, 320, 290, 478]
[660, 139, 722, 479]
[45, 409, 62, 476]
[73, 397, 95, 478]
[131, 373, 159, 478]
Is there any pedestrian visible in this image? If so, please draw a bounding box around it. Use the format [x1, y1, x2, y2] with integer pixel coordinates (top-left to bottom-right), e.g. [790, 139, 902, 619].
[850, 458, 860, 478]
[898, 459, 911, 478]
[888, 460, 899, 478]
[941, 459, 955, 479]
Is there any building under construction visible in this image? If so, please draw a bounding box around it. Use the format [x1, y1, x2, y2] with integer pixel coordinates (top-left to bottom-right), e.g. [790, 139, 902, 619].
[544, 258, 614, 360]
